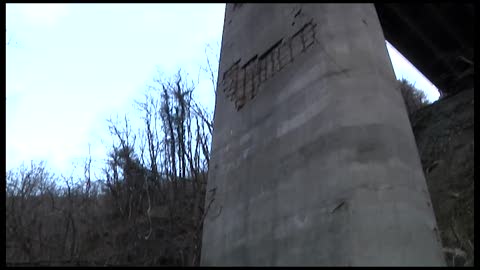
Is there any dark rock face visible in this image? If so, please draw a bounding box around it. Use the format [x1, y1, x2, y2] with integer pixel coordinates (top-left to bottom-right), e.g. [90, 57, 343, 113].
[411, 89, 474, 266]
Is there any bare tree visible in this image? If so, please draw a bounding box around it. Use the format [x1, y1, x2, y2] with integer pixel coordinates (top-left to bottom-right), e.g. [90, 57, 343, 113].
[397, 78, 430, 119]
[6, 46, 218, 266]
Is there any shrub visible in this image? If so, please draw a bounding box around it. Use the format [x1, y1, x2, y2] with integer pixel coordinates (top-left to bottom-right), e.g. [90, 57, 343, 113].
[397, 78, 430, 118]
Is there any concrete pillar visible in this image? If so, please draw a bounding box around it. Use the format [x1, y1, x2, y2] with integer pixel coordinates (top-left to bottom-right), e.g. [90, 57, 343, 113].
[201, 4, 445, 266]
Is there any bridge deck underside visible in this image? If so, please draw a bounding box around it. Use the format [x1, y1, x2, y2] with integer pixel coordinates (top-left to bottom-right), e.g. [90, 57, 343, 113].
[375, 3, 474, 96]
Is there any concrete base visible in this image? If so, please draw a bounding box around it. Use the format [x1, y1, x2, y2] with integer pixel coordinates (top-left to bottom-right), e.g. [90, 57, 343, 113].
[201, 4, 445, 266]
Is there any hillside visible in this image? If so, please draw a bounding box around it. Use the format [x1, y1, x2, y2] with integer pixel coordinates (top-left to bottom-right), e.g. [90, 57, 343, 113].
[410, 88, 474, 266]
[5, 86, 474, 266]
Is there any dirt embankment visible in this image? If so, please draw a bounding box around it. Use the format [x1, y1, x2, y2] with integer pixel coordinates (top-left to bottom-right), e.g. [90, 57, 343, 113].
[410, 89, 474, 266]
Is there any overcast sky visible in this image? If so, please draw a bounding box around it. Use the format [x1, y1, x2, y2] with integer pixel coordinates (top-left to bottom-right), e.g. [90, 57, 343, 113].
[6, 4, 441, 178]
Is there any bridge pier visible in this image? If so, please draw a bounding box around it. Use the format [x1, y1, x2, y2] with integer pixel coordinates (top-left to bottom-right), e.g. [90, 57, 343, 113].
[201, 4, 445, 266]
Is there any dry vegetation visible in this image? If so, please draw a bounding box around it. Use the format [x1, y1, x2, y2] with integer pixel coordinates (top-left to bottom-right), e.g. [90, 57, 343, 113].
[410, 88, 474, 266]
[6, 70, 215, 266]
[6, 76, 472, 266]
[396, 78, 431, 118]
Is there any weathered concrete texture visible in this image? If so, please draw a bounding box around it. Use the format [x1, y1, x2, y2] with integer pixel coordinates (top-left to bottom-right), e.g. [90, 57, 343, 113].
[201, 4, 445, 266]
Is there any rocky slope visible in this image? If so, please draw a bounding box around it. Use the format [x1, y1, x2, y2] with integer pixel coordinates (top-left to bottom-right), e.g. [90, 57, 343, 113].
[410, 88, 474, 266]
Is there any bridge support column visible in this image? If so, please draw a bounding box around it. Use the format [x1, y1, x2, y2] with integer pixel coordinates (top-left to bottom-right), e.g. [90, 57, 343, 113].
[201, 4, 445, 266]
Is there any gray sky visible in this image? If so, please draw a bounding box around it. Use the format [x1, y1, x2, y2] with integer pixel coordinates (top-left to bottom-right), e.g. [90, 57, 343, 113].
[6, 4, 440, 178]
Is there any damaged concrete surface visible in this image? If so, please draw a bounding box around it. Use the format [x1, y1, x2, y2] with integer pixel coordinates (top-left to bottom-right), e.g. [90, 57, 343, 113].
[201, 4, 445, 266]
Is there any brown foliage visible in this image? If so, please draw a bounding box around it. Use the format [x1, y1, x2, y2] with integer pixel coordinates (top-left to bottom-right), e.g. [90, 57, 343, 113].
[397, 78, 431, 118]
[6, 69, 214, 266]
